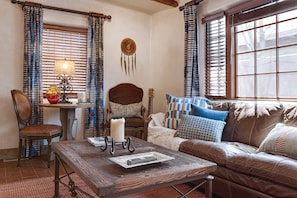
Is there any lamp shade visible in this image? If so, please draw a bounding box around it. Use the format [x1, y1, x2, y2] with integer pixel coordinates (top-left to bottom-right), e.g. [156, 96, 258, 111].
[54, 60, 75, 76]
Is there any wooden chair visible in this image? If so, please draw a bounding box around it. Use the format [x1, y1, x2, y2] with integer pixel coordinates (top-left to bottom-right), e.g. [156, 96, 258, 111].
[105, 83, 147, 140]
[11, 89, 62, 168]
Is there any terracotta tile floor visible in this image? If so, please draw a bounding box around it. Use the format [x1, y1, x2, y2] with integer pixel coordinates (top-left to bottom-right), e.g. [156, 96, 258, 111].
[0, 148, 72, 184]
[0, 157, 55, 184]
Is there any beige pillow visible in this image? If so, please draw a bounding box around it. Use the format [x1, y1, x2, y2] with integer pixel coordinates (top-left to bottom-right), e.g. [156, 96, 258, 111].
[109, 101, 142, 119]
[257, 123, 297, 160]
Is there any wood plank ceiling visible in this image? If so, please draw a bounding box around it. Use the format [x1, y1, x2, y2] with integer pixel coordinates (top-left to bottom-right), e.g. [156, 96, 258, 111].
[95, 0, 179, 14]
[152, 0, 179, 7]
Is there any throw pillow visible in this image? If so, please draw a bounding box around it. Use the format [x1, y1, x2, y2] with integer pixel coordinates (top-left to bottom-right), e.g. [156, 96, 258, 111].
[109, 101, 143, 119]
[175, 114, 226, 142]
[191, 104, 229, 121]
[164, 94, 209, 129]
[257, 123, 297, 159]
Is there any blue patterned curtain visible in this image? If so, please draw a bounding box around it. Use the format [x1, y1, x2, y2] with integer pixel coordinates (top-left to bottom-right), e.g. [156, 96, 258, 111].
[183, 5, 199, 97]
[85, 16, 105, 137]
[23, 5, 43, 157]
[23, 5, 43, 124]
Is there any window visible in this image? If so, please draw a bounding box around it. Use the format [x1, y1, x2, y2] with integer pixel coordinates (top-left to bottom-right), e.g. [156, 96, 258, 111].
[42, 25, 87, 96]
[205, 0, 297, 100]
[204, 13, 226, 98]
[235, 9, 297, 99]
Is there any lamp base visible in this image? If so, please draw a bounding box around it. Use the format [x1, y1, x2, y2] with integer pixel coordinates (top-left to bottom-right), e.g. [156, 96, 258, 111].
[58, 99, 72, 104]
[58, 93, 72, 104]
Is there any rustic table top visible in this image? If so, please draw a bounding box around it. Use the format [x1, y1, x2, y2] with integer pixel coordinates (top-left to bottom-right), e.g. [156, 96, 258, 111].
[39, 102, 95, 109]
[52, 137, 217, 197]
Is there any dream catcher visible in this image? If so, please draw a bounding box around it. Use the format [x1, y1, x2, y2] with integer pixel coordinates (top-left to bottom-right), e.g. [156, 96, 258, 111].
[121, 38, 136, 75]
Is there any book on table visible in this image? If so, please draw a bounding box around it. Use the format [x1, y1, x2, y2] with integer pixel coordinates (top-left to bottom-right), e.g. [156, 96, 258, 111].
[87, 137, 105, 147]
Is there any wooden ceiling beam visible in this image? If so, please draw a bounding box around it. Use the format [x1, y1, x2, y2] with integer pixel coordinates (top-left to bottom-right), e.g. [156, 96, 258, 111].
[152, 0, 178, 7]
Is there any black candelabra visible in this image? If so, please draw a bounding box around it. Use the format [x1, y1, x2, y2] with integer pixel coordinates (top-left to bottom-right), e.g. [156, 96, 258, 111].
[100, 136, 135, 156]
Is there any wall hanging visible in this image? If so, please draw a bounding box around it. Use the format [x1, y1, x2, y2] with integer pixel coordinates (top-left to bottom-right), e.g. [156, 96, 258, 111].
[121, 38, 136, 75]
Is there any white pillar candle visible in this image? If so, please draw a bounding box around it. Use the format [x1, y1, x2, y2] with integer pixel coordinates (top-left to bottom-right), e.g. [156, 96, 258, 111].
[110, 118, 125, 142]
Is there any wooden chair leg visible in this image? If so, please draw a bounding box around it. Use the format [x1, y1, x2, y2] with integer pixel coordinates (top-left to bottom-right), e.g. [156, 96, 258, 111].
[47, 138, 52, 168]
[17, 138, 22, 167]
[29, 139, 32, 159]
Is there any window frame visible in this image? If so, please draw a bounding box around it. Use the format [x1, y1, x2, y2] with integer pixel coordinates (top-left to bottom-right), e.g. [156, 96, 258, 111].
[204, 0, 297, 101]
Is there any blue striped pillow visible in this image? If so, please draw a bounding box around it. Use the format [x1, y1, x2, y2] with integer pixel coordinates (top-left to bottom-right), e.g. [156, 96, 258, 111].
[164, 94, 209, 129]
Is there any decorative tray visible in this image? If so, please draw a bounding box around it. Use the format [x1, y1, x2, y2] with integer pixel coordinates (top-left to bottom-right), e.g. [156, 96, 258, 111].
[109, 151, 174, 169]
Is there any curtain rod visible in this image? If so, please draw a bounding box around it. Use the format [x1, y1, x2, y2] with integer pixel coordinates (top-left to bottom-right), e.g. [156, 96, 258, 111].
[179, 0, 203, 11]
[11, 0, 112, 20]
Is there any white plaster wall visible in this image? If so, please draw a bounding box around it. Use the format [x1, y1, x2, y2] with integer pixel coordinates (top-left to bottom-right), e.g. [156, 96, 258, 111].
[150, 1, 186, 113]
[0, 0, 24, 150]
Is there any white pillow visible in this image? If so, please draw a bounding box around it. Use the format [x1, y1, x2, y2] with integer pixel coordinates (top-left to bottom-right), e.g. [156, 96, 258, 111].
[257, 123, 297, 159]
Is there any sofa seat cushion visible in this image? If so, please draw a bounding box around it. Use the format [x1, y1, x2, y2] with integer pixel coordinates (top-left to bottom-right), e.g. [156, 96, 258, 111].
[226, 152, 297, 189]
[179, 140, 257, 167]
[213, 166, 297, 198]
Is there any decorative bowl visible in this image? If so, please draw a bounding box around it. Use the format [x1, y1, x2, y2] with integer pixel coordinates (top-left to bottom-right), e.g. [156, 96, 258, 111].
[46, 85, 61, 104]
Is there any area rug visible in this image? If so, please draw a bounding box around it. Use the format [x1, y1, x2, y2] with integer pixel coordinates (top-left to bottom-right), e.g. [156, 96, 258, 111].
[0, 174, 205, 198]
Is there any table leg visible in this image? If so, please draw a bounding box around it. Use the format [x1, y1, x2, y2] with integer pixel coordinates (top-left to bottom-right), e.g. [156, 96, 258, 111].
[54, 155, 60, 198]
[205, 175, 214, 198]
[59, 108, 76, 141]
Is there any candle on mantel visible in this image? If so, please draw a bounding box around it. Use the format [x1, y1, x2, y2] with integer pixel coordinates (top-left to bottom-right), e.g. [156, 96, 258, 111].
[110, 118, 125, 142]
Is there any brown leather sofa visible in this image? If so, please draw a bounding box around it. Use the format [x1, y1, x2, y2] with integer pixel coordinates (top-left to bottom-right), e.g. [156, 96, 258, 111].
[179, 101, 297, 198]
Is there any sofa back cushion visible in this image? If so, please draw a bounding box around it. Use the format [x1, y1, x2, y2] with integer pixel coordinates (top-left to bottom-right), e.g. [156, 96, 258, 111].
[282, 103, 297, 127]
[210, 101, 283, 147]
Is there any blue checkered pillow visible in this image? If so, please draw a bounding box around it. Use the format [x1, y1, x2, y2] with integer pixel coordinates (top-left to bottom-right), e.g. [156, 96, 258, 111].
[175, 115, 226, 142]
[164, 94, 209, 129]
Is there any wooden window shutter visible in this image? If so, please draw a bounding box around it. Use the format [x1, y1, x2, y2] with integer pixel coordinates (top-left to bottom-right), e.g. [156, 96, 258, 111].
[42, 24, 87, 96]
[204, 15, 226, 98]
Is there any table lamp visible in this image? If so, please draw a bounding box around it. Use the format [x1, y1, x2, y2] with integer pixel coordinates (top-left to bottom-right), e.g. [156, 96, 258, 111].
[54, 59, 75, 103]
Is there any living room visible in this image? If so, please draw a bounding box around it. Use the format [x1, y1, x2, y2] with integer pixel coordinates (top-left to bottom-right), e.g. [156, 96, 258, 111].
[1, 0, 297, 197]
[0, 0, 240, 155]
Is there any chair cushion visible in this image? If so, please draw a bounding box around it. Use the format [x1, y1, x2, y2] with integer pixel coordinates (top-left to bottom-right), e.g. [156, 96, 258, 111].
[109, 101, 143, 119]
[20, 124, 62, 137]
[164, 93, 209, 129]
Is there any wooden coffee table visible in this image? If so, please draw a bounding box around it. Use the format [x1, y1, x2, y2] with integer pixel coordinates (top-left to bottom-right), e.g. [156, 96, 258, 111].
[52, 137, 217, 198]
